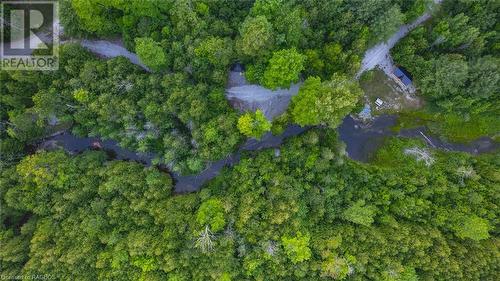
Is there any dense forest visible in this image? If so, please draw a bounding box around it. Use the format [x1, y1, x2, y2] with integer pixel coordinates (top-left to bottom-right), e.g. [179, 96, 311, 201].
[1, 131, 498, 280]
[1, 0, 498, 280]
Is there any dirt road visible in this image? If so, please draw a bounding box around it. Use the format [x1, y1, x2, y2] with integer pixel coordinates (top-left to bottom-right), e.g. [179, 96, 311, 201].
[356, 0, 441, 77]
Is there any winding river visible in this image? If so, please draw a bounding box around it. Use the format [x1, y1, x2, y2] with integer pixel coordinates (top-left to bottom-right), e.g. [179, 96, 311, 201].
[40, 116, 499, 193]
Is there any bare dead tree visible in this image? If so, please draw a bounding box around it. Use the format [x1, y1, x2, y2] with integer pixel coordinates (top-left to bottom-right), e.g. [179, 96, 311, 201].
[404, 147, 435, 166]
[195, 225, 215, 253]
[456, 166, 476, 185]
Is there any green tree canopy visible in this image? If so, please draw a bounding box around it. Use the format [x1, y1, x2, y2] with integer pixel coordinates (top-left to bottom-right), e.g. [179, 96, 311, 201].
[194, 37, 233, 68]
[417, 54, 468, 109]
[290, 75, 362, 128]
[196, 198, 226, 232]
[262, 48, 305, 89]
[370, 5, 405, 43]
[281, 232, 312, 264]
[454, 215, 490, 241]
[237, 15, 274, 58]
[237, 110, 271, 139]
[135, 37, 167, 71]
[342, 200, 377, 226]
[433, 13, 480, 50]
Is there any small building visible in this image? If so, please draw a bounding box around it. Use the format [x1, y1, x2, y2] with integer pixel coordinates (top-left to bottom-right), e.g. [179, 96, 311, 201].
[393, 67, 412, 86]
[375, 98, 384, 107]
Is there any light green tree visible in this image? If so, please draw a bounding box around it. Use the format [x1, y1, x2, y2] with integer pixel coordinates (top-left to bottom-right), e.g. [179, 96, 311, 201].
[454, 215, 490, 241]
[291, 75, 362, 128]
[196, 198, 226, 232]
[281, 232, 312, 264]
[342, 200, 377, 226]
[71, 0, 117, 35]
[135, 37, 167, 71]
[237, 110, 271, 139]
[262, 48, 305, 89]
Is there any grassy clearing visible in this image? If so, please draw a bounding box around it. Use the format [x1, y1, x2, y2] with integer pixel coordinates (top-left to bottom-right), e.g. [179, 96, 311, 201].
[394, 110, 500, 143]
[371, 137, 428, 167]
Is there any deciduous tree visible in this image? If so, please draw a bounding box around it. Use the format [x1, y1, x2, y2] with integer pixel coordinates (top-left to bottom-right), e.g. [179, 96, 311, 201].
[262, 48, 305, 89]
[135, 37, 167, 71]
[290, 75, 361, 128]
[237, 110, 271, 139]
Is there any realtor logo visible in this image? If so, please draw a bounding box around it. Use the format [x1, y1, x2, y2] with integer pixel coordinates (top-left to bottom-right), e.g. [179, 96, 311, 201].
[1, 1, 59, 70]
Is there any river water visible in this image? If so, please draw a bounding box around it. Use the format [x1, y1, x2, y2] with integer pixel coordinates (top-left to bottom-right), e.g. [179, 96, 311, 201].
[40, 115, 498, 193]
[339, 115, 498, 161]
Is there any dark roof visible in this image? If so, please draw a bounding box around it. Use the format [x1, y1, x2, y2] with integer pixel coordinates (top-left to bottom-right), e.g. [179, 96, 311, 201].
[394, 67, 412, 86]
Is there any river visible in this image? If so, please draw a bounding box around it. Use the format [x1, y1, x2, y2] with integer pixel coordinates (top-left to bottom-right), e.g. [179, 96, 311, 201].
[40, 115, 498, 193]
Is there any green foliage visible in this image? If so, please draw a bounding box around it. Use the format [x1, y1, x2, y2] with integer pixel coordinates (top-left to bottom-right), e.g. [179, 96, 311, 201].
[453, 215, 490, 241]
[370, 5, 405, 43]
[194, 37, 233, 68]
[393, 0, 500, 117]
[196, 198, 226, 232]
[237, 110, 271, 139]
[1, 129, 499, 280]
[394, 110, 500, 143]
[135, 37, 167, 71]
[414, 54, 499, 114]
[373, 137, 428, 167]
[193, 36, 234, 86]
[320, 256, 350, 280]
[73, 88, 90, 103]
[2, 151, 173, 279]
[71, 0, 118, 36]
[403, 0, 430, 22]
[342, 200, 377, 226]
[381, 266, 419, 281]
[6, 112, 44, 143]
[237, 16, 274, 58]
[9, 44, 241, 175]
[281, 232, 312, 264]
[1, 1, 499, 280]
[244, 62, 267, 84]
[433, 13, 480, 50]
[0, 138, 24, 169]
[270, 113, 289, 135]
[419, 55, 468, 107]
[290, 75, 362, 128]
[290, 77, 321, 126]
[262, 48, 305, 89]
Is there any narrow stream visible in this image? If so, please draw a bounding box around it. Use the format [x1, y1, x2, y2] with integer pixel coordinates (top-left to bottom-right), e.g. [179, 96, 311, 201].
[40, 115, 498, 193]
[339, 115, 498, 161]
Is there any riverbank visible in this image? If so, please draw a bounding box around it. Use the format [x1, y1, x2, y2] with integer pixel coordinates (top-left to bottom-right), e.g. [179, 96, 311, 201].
[393, 110, 500, 143]
[39, 114, 499, 193]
